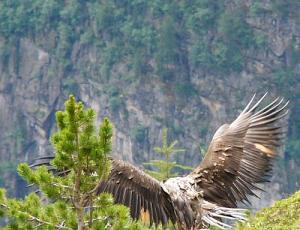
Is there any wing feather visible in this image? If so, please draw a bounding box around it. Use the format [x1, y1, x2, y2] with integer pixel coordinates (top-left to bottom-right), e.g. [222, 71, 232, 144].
[96, 159, 176, 226]
[190, 95, 288, 207]
[30, 156, 176, 226]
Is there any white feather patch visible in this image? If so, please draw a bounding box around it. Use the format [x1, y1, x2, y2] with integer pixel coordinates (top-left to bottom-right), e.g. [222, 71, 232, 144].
[254, 143, 274, 157]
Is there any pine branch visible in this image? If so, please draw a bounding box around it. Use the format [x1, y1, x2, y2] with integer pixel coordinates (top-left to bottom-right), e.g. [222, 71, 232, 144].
[1, 95, 136, 229]
[145, 127, 190, 181]
[84, 216, 108, 224]
[52, 182, 72, 190]
[0, 203, 72, 230]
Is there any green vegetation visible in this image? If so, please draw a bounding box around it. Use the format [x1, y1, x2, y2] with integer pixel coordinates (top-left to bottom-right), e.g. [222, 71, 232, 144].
[175, 83, 197, 98]
[132, 124, 148, 144]
[0, 1, 299, 82]
[144, 128, 192, 181]
[0, 96, 141, 229]
[237, 191, 300, 230]
[107, 86, 124, 113]
[271, 0, 300, 20]
[0, 0, 280, 79]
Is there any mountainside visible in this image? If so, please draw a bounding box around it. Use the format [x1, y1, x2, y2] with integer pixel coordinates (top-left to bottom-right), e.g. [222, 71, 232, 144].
[0, 0, 299, 211]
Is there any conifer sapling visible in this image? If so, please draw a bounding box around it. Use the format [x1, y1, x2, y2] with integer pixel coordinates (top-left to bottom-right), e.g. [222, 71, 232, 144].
[0, 95, 140, 229]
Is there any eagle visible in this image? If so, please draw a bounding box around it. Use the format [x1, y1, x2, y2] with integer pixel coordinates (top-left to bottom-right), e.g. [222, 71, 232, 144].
[33, 94, 288, 229]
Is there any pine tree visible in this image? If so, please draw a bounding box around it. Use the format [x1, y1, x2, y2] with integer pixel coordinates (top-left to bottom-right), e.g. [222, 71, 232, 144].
[0, 95, 142, 229]
[144, 128, 192, 181]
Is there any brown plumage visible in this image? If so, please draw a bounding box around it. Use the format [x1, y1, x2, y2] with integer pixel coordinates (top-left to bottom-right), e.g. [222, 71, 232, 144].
[32, 94, 288, 229]
[190, 94, 288, 209]
[95, 159, 177, 227]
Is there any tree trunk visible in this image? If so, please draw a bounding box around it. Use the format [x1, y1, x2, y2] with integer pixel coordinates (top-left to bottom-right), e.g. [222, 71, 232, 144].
[77, 207, 85, 230]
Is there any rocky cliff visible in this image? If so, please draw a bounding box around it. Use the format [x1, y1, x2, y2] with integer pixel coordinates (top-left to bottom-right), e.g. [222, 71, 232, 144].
[0, 0, 299, 210]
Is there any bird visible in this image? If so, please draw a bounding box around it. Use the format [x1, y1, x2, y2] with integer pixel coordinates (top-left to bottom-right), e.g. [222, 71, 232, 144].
[32, 93, 289, 229]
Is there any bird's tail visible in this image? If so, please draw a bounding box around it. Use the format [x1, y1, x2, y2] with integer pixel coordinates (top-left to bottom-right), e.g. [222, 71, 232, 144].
[201, 201, 247, 229]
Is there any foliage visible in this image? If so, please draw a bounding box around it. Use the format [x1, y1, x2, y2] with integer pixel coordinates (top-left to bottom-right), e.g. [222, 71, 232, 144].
[144, 128, 192, 181]
[132, 124, 148, 144]
[0, 95, 142, 229]
[0, 0, 299, 80]
[107, 86, 124, 113]
[249, 1, 268, 17]
[156, 15, 180, 82]
[215, 7, 254, 72]
[236, 191, 300, 230]
[0, 0, 263, 81]
[271, 0, 300, 20]
[175, 83, 197, 98]
[109, 97, 123, 113]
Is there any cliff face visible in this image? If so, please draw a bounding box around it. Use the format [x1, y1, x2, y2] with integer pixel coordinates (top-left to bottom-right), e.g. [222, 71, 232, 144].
[0, 0, 299, 209]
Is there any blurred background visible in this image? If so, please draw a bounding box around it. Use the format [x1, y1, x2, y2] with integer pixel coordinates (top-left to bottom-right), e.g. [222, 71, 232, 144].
[0, 0, 299, 211]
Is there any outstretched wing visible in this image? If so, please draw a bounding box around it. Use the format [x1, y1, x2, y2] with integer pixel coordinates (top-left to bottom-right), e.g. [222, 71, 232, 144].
[190, 94, 288, 207]
[31, 157, 176, 227]
[96, 159, 177, 227]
